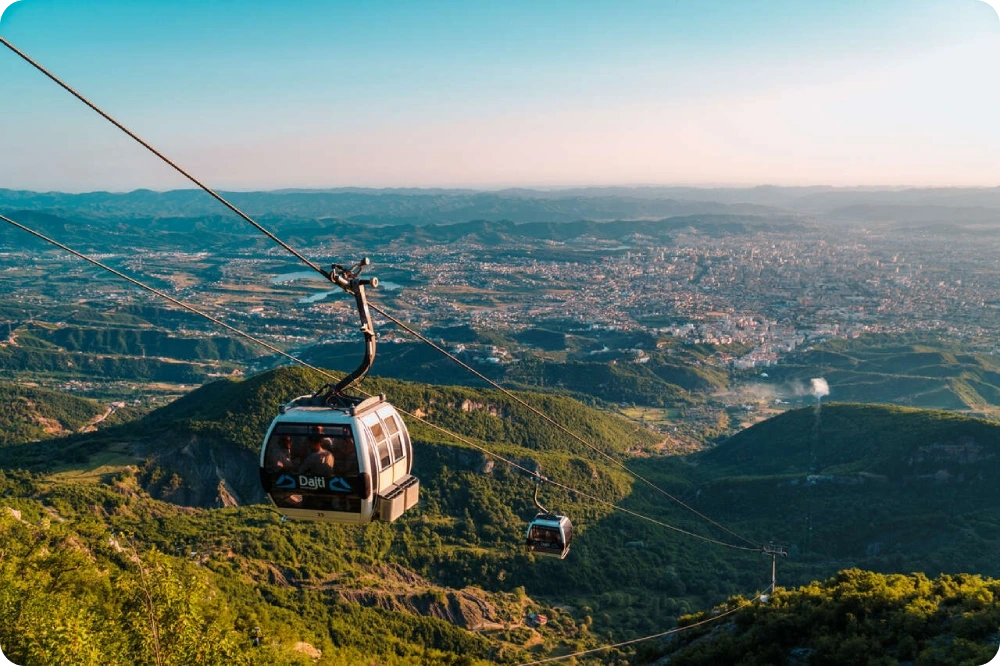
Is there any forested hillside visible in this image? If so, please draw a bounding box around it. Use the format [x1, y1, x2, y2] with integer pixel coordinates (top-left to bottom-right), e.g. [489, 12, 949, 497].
[2, 374, 1000, 664]
[299, 341, 726, 408]
[30, 324, 258, 361]
[0, 383, 105, 445]
[768, 337, 1000, 415]
[0, 474, 500, 665]
[640, 570, 1000, 666]
[679, 404, 1000, 581]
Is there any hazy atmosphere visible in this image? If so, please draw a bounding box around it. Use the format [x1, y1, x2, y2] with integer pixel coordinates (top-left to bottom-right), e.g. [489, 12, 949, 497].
[2, 0, 999, 191]
[5, 3, 1000, 666]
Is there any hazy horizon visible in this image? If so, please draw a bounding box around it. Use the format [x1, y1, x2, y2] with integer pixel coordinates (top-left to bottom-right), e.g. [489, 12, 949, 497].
[2, 0, 999, 191]
[4, 183, 1000, 197]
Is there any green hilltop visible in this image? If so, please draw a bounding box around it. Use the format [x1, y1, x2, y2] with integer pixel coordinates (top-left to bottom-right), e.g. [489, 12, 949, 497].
[0, 322, 254, 388]
[0, 382, 111, 445]
[639, 569, 1000, 666]
[2, 371, 1000, 664]
[677, 403, 1000, 583]
[699, 402, 1000, 477]
[768, 336, 1000, 415]
[0, 476, 503, 666]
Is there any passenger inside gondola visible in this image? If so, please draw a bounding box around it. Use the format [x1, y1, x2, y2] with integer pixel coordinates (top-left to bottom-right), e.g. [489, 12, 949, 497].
[528, 524, 563, 553]
[301, 437, 336, 476]
[265, 435, 295, 472]
[331, 434, 357, 476]
[264, 423, 362, 513]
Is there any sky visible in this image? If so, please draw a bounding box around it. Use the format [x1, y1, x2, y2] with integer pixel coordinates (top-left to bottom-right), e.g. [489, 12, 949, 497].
[1, 0, 999, 191]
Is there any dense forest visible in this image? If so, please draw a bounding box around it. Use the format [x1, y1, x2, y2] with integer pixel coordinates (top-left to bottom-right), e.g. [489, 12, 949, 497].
[1, 369, 999, 664]
[0, 474, 493, 665]
[0, 383, 105, 445]
[641, 570, 1000, 666]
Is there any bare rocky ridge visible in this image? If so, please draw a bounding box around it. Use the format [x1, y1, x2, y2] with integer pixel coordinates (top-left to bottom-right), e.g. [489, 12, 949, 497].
[134, 433, 265, 508]
[333, 564, 511, 631]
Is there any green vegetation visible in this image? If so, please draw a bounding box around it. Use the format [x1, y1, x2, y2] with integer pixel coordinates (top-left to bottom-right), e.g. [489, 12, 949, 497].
[301, 342, 729, 408]
[699, 403, 1000, 477]
[0, 302, 261, 403]
[504, 359, 693, 407]
[3, 371, 1000, 664]
[0, 510, 278, 666]
[0, 343, 211, 383]
[515, 328, 567, 351]
[0, 383, 104, 445]
[29, 325, 258, 362]
[642, 569, 1000, 666]
[676, 403, 1000, 585]
[770, 336, 1000, 415]
[0, 474, 495, 666]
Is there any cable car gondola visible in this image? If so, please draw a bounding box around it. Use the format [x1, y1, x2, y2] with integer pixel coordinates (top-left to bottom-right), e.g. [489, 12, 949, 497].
[258, 259, 419, 524]
[525, 473, 573, 559]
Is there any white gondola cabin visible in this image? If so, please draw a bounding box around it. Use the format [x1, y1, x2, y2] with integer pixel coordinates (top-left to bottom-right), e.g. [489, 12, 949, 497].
[257, 259, 419, 524]
[259, 394, 419, 524]
[526, 513, 573, 559]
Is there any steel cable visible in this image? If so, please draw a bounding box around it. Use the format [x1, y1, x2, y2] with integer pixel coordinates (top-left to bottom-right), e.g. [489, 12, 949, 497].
[0, 212, 760, 552]
[0, 36, 758, 551]
[0, 37, 326, 276]
[515, 585, 773, 666]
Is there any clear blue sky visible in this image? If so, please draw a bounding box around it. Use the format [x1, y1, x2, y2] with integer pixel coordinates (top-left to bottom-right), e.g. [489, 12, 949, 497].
[1, 0, 998, 191]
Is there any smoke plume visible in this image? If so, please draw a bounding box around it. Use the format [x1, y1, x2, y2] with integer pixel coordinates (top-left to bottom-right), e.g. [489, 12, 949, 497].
[810, 378, 830, 399]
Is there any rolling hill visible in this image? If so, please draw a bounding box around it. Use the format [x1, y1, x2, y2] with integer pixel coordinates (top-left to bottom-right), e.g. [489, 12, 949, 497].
[3, 372, 1000, 664]
[0, 383, 107, 445]
[638, 569, 1000, 666]
[678, 403, 1000, 580]
[764, 338, 1000, 414]
[298, 341, 724, 409]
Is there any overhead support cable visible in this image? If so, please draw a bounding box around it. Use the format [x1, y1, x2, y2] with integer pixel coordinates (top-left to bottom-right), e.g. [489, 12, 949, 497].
[0, 212, 760, 553]
[0, 37, 327, 279]
[0, 36, 756, 549]
[368, 303, 759, 547]
[389, 404, 760, 552]
[0, 213, 327, 377]
[515, 586, 773, 666]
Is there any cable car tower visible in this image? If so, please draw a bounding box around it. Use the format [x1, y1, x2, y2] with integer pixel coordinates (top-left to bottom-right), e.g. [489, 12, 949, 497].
[761, 542, 787, 601]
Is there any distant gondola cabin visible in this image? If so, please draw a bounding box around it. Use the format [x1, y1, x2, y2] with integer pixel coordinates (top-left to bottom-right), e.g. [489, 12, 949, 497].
[526, 513, 573, 559]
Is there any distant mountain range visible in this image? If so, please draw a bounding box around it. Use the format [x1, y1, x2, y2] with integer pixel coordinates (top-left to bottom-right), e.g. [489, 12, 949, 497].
[0, 207, 810, 254]
[3, 186, 1000, 227]
[0, 187, 787, 224]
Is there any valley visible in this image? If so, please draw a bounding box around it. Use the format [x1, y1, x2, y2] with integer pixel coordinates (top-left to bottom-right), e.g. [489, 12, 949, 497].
[2, 188, 1000, 664]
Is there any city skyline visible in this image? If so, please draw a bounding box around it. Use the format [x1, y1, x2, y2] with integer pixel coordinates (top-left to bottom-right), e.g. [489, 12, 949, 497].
[2, 0, 999, 191]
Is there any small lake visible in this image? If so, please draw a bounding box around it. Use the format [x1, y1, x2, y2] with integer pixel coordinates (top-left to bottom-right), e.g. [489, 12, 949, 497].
[272, 271, 324, 284]
[296, 280, 403, 304]
[299, 290, 337, 304]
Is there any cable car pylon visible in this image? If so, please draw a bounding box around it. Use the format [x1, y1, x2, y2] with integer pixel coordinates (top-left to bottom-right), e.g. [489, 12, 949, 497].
[761, 542, 787, 601]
